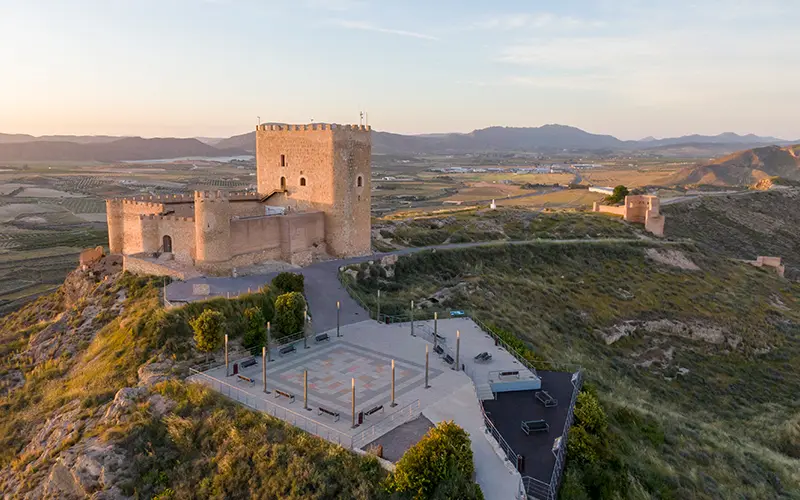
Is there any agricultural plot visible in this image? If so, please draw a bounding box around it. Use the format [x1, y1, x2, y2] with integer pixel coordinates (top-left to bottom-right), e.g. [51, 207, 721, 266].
[56, 197, 106, 214]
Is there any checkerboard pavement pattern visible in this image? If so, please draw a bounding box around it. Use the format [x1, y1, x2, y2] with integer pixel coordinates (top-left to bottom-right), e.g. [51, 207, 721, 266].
[262, 341, 442, 414]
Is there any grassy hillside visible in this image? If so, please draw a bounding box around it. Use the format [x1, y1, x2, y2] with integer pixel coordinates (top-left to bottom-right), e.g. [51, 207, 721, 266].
[666, 145, 800, 186]
[343, 242, 800, 498]
[374, 208, 641, 251]
[0, 269, 386, 498]
[662, 189, 800, 278]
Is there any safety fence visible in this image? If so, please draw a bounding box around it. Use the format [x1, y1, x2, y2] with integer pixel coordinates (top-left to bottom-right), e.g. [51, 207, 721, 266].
[189, 368, 425, 454]
[352, 399, 422, 449]
[189, 368, 354, 447]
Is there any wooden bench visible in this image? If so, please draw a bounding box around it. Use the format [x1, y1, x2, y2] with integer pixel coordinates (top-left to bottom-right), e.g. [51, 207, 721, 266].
[274, 389, 295, 403]
[474, 352, 492, 363]
[279, 344, 296, 356]
[237, 374, 255, 386]
[240, 356, 257, 368]
[364, 405, 384, 418]
[443, 354, 455, 365]
[318, 406, 340, 422]
[315, 333, 330, 343]
[521, 419, 549, 435]
[433, 345, 444, 355]
[536, 390, 558, 408]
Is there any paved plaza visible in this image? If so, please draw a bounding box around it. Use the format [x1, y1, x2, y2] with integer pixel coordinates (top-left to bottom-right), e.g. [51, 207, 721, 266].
[197, 317, 528, 500]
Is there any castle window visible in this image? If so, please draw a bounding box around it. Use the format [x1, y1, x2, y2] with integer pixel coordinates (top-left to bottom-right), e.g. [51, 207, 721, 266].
[300, 177, 307, 187]
[162, 235, 172, 253]
[280, 154, 286, 167]
[280, 177, 286, 190]
[357, 175, 363, 188]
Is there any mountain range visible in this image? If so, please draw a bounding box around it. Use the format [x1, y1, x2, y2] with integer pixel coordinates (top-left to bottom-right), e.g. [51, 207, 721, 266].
[0, 125, 796, 162]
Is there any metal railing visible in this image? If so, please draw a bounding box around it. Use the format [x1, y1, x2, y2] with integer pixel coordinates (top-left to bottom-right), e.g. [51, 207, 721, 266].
[352, 399, 422, 449]
[519, 369, 584, 500]
[189, 368, 354, 448]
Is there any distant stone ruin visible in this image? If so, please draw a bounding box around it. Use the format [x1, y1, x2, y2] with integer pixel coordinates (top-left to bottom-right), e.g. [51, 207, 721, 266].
[593, 195, 665, 236]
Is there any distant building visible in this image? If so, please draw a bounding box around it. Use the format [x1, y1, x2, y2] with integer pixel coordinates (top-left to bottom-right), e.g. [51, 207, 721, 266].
[592, 195, 665, 236]
[588, 186, 615, 195]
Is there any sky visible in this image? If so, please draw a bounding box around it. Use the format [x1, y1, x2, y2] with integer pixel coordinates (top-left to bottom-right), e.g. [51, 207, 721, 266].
[1, 0, 799, 139]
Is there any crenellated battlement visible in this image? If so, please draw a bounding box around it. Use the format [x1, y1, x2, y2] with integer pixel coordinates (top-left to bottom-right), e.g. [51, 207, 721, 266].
[227, 191, 261, 201]
[256, 123, 371, 132]
[121, 199, 164, 209]
[139, 214, 195, 223]
[194, 190, 228, 201]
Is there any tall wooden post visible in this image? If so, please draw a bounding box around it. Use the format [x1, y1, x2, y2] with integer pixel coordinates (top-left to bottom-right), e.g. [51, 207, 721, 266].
[304, 369, 308, 410]
[425, 345, 430, 389]
[337, 301, 341, 337]
[351, 378, 356, 428]
[377, 290, 381, 323]
[224, 334, 229, 376]
[303, 307, 309, 349]
[262, 346, 269, 393]
[391, 359, 397, 407]
[266, 322, 272, 362]
[410, 300, 415, 336]
[455, 330, 460, 371]
[434, 312, 438, 350]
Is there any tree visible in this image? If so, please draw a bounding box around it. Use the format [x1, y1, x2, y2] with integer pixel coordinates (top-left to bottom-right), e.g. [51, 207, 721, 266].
[272, 272, 305, 294]
[390, 420, 482, 499]
[605, 185, 629, 204]
[189, 309, 224, 358]
[242, 307, 267, 348]
[274, 292, 306, 337]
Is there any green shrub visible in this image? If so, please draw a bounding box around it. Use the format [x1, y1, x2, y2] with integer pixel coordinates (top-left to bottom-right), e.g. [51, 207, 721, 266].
[605, 185, 629, 204]
[242, 307, 266, 349]
[189, 309, 225, 355]
[274, 292, 306, 336]
[272, 272, 305, 294]
[389, 420, 482, 499]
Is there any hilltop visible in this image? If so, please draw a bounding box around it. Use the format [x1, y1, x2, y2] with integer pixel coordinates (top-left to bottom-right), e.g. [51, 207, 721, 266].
[0, 137, 247, 162]
[666, 144, 800, 186]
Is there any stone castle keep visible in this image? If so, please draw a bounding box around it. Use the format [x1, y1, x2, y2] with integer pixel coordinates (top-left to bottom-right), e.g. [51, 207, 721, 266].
[106, 123, 372, 276]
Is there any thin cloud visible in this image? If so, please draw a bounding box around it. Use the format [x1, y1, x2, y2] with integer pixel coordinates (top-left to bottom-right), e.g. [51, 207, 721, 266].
[329, 19, 438, 40]
[473, 13, 605, 31]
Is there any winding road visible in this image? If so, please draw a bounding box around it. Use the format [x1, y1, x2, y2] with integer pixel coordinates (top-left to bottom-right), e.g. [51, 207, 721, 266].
[166, 237, 661, 333]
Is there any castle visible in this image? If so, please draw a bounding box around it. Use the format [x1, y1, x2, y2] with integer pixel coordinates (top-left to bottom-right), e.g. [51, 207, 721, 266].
[592, 195, 666, 236]
[106, 123, 372, 277]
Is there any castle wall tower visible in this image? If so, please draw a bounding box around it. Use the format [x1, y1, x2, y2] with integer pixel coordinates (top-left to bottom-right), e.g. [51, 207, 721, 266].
[255, 123, 371, 257]
[194, 190, 231, 269]
[106, 199, 124, 253]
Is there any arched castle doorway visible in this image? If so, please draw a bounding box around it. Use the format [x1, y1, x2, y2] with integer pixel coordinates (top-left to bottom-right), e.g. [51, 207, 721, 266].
[162, 235, 172, 253]
[280, 176, 286, 191]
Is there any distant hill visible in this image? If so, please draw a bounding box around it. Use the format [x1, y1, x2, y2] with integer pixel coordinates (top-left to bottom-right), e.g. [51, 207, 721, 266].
[0, 137, 247, 162]
[666, 145, 800, 186]
[2, 126, 796, 160]
[0, 133, 124, 145]
[638, 132, 789, 148]
[210, 125, 794, 156]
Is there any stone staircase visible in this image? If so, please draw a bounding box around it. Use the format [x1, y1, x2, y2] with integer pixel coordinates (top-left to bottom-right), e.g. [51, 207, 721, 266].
[475, 383, 495, 401]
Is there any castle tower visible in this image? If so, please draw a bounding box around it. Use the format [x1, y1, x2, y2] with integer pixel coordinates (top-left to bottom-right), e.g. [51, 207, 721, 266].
[106, 199, 124, 253]
[255, 123, 371, 257]
[194, 190, 231, 269]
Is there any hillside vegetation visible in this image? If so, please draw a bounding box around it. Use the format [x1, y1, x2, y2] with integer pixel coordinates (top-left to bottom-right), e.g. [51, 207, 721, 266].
[663, 189, 800, 278]
[343, 241, 800, 499]
[0, 266, 386, 498]
[374, 208, 641, 251]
